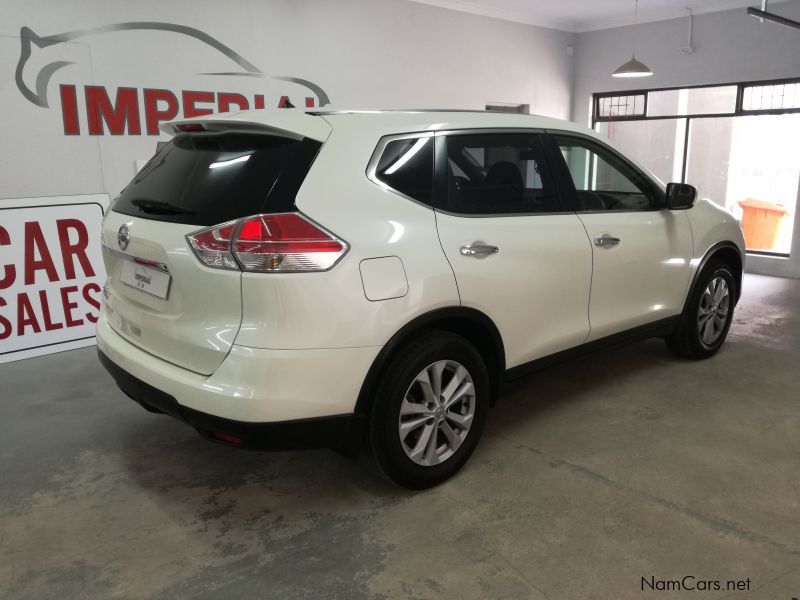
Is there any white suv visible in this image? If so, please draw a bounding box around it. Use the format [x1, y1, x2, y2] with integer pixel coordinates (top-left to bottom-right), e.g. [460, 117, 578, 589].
[97, 109, 744, 488]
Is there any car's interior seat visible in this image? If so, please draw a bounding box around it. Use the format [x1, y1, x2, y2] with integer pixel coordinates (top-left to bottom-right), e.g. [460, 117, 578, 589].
[483, 161, 524, 206]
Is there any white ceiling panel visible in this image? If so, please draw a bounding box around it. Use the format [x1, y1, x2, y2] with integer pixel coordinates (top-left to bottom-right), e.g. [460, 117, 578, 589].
[409, 0, 774, 32]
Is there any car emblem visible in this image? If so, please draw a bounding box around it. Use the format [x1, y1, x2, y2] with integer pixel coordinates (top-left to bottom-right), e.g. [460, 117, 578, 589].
[118, 224, 130, 251]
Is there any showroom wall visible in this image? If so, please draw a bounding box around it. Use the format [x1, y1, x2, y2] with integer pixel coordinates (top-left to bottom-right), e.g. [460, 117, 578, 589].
[1, 0, 575, 200]
[572, 1, 800, 278]
[571, 1, 800, 124]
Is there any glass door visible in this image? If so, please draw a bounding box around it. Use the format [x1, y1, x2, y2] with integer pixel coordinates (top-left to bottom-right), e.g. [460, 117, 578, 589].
[595, 119, 685, 185]
[686, 114, 800, 254]
[593, 80, 800, 257]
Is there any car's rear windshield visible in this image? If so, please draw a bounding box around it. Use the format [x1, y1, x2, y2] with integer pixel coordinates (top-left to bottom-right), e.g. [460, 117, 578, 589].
[110, 133, 321, 226]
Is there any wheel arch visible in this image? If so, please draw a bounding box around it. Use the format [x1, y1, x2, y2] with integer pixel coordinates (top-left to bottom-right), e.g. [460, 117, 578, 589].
[693, 241, 744, 305]
[354, 307, 506, 418]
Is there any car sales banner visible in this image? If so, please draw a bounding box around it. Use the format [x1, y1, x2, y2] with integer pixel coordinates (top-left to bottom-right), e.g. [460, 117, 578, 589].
[0, 195, 108, 364]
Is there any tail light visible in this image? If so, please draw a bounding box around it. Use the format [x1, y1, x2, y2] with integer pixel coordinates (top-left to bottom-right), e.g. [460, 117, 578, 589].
[186, 213, 347, 273]
[186, 220, 239, 270]
[234, 214, 345, 272]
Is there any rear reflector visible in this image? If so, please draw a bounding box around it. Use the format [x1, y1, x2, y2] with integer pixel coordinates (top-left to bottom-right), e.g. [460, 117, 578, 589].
[210, 432, 242, 445]
[186, 213, 347, 273]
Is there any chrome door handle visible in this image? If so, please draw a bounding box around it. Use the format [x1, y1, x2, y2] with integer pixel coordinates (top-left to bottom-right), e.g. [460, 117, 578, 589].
[594, 234, 621, 248]
[460, 242, 499, 257]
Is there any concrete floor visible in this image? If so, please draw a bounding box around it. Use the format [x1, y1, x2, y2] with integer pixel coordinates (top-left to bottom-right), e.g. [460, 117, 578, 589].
[1, 273, 799, 599]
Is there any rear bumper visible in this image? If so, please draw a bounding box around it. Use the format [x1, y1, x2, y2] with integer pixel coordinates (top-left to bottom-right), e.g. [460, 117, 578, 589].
[96, 315, 380, 420]
[99, 350, 358, 450]
[96, 314, 380, 450]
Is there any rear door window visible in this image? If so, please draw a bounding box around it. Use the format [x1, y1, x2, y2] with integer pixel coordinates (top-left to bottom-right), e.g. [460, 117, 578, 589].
[111, 133, 321, 226]
[442, 133, 560, 215]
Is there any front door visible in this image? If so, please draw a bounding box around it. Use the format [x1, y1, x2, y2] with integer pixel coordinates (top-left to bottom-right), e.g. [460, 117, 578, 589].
[433, 131, 593, 368]
[547, 133, 693, 341]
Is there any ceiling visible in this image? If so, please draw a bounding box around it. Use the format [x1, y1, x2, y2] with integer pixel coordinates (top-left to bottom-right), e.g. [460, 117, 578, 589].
[408, 0, 766, 32]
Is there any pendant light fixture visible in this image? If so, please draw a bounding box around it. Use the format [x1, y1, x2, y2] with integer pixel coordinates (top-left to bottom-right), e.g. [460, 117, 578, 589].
[612, 0, 653, 78]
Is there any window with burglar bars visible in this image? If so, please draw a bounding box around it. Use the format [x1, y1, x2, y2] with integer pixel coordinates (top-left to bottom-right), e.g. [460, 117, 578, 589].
[595, 94, 645, 118]
[742, 82, 800, 111]
[594, 78, 800, 122]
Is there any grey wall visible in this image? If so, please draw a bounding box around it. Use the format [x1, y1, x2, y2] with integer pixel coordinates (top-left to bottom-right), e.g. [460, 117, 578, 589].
[572, 1, 800, 278]
[1, 0, 575, 200]
[571, 1, 800, 124]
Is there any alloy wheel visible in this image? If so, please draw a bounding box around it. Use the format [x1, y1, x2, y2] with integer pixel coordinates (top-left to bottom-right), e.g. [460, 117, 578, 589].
[697, 275, 730, 347]
[398, 360, 476, 466]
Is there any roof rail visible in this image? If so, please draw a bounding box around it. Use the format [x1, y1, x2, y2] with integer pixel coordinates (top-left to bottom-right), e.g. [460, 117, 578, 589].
[307, 108, 496, 115]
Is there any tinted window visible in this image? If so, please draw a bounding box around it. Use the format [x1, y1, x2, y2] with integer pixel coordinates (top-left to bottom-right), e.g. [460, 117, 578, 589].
[111, 133, 321, 226]
[554, 136, 658, 211]
[444, 133, 559, 215]
[374, 137, 434, 205]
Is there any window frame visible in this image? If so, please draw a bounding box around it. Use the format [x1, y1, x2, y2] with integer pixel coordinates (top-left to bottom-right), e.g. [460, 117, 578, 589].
[543, 131, 666, 213]
[366, 131, 436, 208]
[594, 77, 800, 123]
[432, 128, 568, 218]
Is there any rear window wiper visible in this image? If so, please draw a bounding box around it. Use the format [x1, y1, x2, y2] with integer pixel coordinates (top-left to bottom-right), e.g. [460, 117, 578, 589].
[130, 198, 196, 215]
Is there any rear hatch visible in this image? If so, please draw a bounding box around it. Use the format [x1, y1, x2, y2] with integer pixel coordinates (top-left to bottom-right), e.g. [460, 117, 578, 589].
[102, 121, 326, 374]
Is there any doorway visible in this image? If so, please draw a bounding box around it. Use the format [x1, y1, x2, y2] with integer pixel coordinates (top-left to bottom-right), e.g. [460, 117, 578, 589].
[593, 79, 800, 256]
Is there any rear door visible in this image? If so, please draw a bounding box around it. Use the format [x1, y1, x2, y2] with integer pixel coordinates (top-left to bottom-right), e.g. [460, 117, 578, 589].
[545, 132, 693, 341]
[432, 131, 592, 369]
[102, 130, 322, 375]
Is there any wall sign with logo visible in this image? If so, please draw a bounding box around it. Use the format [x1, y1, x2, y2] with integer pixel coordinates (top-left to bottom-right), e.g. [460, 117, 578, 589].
[15, 22, 330, 137]
[0, 195, 109, 364]
[2, 21, 333, 200]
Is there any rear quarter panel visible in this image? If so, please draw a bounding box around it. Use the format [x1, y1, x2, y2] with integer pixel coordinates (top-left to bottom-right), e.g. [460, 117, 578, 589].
[234, 125, 460, 350]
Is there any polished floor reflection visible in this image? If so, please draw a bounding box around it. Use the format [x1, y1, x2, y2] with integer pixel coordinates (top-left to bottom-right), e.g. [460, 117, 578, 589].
[1, 273, 799, 599]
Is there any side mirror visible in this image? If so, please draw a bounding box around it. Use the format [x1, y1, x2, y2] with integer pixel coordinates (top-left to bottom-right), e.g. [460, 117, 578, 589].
[666, 182, 697, 210]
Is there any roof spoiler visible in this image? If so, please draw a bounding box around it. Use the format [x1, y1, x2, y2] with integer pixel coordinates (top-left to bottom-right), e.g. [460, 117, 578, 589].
[160, 110, 331, 142]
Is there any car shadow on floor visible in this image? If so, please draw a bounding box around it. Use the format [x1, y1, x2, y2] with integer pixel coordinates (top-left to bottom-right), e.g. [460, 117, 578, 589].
[112, 392, 426, 517]
[114, 336, 686, 504]
[495, 336, 683, 416]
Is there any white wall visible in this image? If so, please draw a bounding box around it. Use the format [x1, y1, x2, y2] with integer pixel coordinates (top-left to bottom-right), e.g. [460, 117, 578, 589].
[1, 0, 575, 200]
[2, 0, 798, 278]
[572, 1, 800, 278]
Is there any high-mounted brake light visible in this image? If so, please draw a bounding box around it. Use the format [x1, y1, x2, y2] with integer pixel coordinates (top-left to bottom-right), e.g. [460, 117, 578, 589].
[175, 123, 205, 132]
[186, 213, 348, 273]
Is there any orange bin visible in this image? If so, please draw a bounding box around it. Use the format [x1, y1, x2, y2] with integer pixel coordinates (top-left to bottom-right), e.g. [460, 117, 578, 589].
[738, 198, 789, 251]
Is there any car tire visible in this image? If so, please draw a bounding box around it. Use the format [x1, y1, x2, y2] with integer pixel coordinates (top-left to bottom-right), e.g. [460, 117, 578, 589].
[368, 330, 490, 489]
[666, 259, 736, 360]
